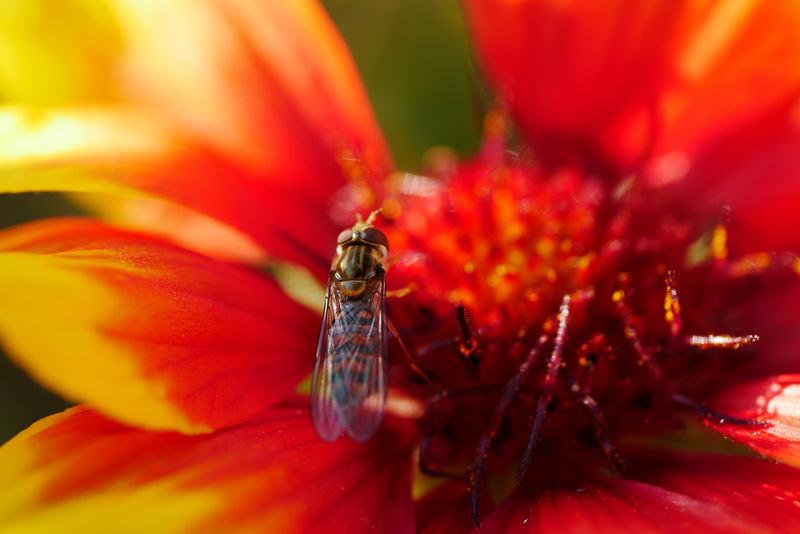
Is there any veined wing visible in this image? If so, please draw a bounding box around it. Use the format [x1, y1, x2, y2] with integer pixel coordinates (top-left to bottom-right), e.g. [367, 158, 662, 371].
[311, 271, 388, 442]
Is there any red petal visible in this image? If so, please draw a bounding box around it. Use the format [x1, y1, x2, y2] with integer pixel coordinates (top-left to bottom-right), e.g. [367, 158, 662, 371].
[708, 375, 800, 467]
[726, 283, 800, 380]
[0, 218, 318, 433]
[463, 1, 800, 177]
[0, 403, 415, 533]
[416, 481, 478, 534]
[652, 99, 800, 254]
[471, 452, 800, 533]
[462, 0, 691, 169]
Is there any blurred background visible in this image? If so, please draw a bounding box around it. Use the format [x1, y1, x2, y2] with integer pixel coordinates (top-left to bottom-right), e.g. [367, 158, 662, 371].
[0, 0, 483, 442]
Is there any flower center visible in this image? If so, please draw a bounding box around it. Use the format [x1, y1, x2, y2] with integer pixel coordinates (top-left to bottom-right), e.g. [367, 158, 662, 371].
[381, 151, 761, 515]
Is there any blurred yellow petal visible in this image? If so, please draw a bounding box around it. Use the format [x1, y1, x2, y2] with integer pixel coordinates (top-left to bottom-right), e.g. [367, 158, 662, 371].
[0, 0, 121, 106]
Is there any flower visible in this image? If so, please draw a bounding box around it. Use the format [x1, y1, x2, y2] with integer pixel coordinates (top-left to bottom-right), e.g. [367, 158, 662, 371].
[2, 0, 800, 533]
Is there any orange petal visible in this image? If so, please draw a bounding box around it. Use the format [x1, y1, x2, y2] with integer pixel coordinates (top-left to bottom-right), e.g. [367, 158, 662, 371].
[653, 99, 800, 255]
[463, 0, 692, 169]
[0, 218, 319, 433]
[655, 1, 800, 165]
[113, 0, 392, 189]
[708, 375, 800, 468]
[0, 106, 341, 270]
[71, 194, 269, 264]
[463, 0, 800, 174]
[0, 403, 415, 534]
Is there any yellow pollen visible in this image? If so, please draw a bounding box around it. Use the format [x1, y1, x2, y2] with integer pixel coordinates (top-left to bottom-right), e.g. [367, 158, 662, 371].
[612, 290, 624, 303]
[494, 264, 510, 277]
[382, 197, 402, 219]
[573, 253, 595, 271]
[537, 238, 556, 258]
[664, 292, 680, 316]
[753, 252, 771, 269]
[508, 249, 526, 268]
[711, 225, 728, 260]
[483, 110, 507, 136]
[464, 261, 475, 274]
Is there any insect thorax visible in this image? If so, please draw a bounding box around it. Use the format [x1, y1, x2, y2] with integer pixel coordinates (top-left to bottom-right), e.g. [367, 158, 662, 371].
[333, 244, 386, 298]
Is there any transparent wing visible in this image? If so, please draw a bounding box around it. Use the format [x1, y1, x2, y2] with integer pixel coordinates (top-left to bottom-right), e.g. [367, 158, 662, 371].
[310, 271, 388, 442]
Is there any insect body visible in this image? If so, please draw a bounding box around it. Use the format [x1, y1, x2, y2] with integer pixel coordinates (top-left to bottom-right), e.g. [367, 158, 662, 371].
[311, 212, 390, 442]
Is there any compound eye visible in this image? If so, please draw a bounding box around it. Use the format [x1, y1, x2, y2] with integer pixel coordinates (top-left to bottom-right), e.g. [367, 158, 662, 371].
[361, 227, 389, 250]
[337, 229, 353, 244]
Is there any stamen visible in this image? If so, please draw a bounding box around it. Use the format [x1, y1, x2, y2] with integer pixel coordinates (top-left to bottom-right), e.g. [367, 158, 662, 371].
[516, 295, 571, 485]
[564, 371, 624, 472]
[686, 334, 759, 350]
[456, 305, 482, 368]
[671, 394, 769, 427]
[664, 269, 682, 337]
[613, 285, 663, 380]
[469, 332, 548, 527]
[711, 224, 728, 262]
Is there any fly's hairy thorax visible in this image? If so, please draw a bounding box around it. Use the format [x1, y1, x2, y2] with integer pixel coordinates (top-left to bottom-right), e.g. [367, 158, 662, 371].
[334, 244, 386, 299]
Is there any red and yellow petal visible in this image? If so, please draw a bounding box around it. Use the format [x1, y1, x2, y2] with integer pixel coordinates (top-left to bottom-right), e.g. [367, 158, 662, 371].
[112, 0, 392, 188]
[0, 106, 340, 271]
[0, 403, 415, 533]
[72, 194, 270, 264]
[707, 375, 800, 467]
[0, 218, 319, 433]
[457, 453, 800, 534]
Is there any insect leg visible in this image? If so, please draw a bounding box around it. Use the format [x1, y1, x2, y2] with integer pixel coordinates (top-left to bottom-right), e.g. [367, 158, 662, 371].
[418, 391, 465, 479]
[386, 317, 440, 391]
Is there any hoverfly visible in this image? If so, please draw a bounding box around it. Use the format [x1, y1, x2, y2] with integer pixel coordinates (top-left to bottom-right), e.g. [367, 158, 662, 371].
[311, 211, 390, 442]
